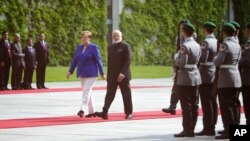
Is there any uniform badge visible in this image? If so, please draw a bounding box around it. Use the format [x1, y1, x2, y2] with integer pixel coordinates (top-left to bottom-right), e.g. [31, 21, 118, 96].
[245, 43, 250, 49]
[201, 42, 207, 49]
[219, 44, 226, 51]
[180, 47, 186, 54]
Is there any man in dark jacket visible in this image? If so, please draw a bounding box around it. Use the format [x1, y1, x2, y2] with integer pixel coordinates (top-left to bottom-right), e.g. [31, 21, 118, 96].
[96, 30, 133, 120]
[23, 38, 36, 89]
[34, 32, 50, 89]
[0, 31, 12, 90]
[11, 33, 25, 90]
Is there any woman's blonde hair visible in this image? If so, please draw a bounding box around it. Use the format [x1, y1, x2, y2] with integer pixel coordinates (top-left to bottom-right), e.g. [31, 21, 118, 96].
[81, 31, 92, 38]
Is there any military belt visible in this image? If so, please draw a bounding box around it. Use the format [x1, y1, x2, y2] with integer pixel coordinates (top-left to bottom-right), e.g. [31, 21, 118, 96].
[184, 64, 197, 68]
[200, 62, 214, 66]
[220, 65, 238, 69]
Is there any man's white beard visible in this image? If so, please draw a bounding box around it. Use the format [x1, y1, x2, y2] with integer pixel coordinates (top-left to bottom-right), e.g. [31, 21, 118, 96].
[113, 38, 122, 44]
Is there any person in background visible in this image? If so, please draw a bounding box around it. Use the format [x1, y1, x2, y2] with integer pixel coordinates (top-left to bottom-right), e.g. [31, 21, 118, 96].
[22, 38, 36, 89]
[239, 23, 250, 125]
[34, 32, 50, 89]
[0, 31, 12, 90]
[11, 33, 25, 90]
[67, 31, 105, 118]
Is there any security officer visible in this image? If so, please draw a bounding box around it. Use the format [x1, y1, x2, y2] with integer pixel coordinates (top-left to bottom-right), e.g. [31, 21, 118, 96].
[196, 22, 218, 136]
[214, 23, 242, 139]
[239, 23, 250, 125]
[174, 22, 201, 137]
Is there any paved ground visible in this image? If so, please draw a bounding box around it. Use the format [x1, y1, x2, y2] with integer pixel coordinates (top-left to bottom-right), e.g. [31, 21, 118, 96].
[0, 78, 244, 141]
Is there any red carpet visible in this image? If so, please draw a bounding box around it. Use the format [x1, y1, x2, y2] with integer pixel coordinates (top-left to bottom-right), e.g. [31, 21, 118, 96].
[0, 85, 169, 95]
[0, 110, 184, 129]
[0, 107, 245, 129]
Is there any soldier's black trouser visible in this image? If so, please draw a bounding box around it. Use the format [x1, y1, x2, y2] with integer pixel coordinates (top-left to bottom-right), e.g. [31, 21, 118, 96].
[169, 82, 179, 109]
[242, 86, 250, 125]
[103, 78, 133, 115]
[234, 91, 241, 125]
[177, 85, 199, 132]
[218, 88, 240, 134]
[199, 83, 218, 131]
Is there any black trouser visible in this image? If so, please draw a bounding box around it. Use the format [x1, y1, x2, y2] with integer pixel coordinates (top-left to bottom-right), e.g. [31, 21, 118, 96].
[169, 71, 179, 109]
[199, 83, 218, 131]
[103, 78, 133, 115]
[234, 91, 241, 125]
[242, 86, 250, 125]
[23, 68, 34, 89]
[11, 65, 23, 90]
[218, 88, 240, 134]
[0, 66, 3, 89]
[36, 63, 46, 88]
[169, 82, 179, 109]
[177, 85, 199, 132]
[3, 64, 11, 89]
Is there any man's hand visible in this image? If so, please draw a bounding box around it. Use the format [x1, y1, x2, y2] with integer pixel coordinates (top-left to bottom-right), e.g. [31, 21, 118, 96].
[101, 74, 106, 80]
[117, 73, 125, 82]
[66, 72, 71, 80]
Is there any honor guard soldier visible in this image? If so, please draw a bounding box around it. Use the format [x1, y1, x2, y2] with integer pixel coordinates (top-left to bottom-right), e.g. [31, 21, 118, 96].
[239, 23, 250, 125]
[196, 22, 218, 136]
[214, 23, 242, 139]
[174, 22, 202, 137]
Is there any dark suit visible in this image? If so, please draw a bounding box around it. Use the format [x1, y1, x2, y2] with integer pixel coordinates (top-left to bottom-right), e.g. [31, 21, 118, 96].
[34, 41, 49, 88]
[0, 39, 12, 90]
[23, 46, 36, 89]
[11, 42, 25, 90]
[102, 41, 133, 115]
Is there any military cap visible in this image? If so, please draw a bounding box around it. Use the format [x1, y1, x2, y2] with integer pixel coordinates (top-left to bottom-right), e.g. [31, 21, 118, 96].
[203, 22, 216, 28]
[230, 21, 240, 29]
[223, 23, 236, 31]
[185, 22, 195, 31]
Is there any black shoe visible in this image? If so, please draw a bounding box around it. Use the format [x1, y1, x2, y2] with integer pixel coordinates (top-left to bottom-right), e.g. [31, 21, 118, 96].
[162, 107, 176, 115]
[77, 110, 84, 118]
[125, 114, 133, 119]
[4, 87, 10, 90]
[217, 130, 225, 134]
[95, 112, 108, 120]
[174, 131, 195, 137]
[42, 86, 48, 89]
[85, 113, 96, 118]
[215, 133, 229, 139]
[195, 130, 215, 136]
